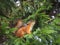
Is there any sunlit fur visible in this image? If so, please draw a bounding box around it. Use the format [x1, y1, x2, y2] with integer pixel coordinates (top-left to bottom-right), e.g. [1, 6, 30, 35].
[15, 20, 35, 37]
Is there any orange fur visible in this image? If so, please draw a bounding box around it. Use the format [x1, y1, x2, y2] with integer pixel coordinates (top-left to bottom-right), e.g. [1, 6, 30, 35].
[15, 20, 35, 37]
[15, 20, 23, 28]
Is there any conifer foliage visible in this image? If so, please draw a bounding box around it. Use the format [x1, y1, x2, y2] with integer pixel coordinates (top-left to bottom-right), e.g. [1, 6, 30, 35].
[0, 0, 60, 45]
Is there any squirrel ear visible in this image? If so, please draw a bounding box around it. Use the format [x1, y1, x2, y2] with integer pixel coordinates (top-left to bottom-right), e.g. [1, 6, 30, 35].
[27, 20, 35, 24]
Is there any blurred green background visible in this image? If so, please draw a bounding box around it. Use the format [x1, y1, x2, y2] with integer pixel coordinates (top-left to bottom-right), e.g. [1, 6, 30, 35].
[0, 0, 60, 45]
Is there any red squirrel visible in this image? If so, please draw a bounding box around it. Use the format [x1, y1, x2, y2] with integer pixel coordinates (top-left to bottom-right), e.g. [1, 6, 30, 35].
[14, 20, 35, 37]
